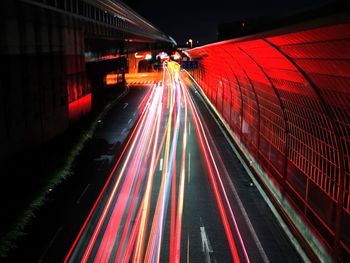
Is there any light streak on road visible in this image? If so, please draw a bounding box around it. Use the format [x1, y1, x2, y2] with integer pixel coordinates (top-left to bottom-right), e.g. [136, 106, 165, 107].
[173, 79, 188, 263]
[185, 85, 242, 263]
[65, 61, 251, 263]
[133, 85, 164, 263]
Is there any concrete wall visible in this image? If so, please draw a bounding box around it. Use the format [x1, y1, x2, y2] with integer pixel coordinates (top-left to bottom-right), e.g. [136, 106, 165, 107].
[0, 0, 166, 159]
[0, 0, 90, 158]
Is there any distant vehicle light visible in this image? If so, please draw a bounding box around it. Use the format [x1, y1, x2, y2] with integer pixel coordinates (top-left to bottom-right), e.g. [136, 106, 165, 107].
[105, 74, 118, 85]
[134, 52, 143, 59]
[145, 54, 152, 60]
[172, 54, 181, 60]
[157, 52, 169, 60]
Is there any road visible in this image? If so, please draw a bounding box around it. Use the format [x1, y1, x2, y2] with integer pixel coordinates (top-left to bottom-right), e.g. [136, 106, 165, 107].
[63, 62, 304, 263]
[5, 84, 152, 263]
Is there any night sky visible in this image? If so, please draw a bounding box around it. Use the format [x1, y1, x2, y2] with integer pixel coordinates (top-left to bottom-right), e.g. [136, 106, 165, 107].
[123, 0, 334, 45]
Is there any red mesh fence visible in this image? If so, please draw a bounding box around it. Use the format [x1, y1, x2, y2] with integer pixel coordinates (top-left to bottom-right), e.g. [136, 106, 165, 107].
[188, 21, 350, 261]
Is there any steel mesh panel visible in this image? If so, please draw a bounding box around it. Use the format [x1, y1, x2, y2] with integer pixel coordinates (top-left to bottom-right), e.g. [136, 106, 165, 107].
[188, 21, 350, 260]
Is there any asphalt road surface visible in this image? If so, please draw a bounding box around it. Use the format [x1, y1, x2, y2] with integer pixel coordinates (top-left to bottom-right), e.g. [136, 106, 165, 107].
[7, 63, 304, 263]
[64, 62, 304, 263]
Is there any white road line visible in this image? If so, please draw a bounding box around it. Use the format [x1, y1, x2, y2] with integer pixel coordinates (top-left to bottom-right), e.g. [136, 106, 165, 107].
[224, 168, 270, 263]
[188, 152, 191, 184]
[197, 87, 271, 263]
[94, 155, 113, 163]
[188, 121, 191, 135]
[187, 233, 190, 263]
[76, 184, 91, 204]
[128, 118, 132, 124]
[121, 128, 127, 135]
[200, 226, 213, 253]
[159, 158, 164, 171]
[200, 220, 213, 263]
[123, 102, 128, 109]
[38, 226, 63, 263]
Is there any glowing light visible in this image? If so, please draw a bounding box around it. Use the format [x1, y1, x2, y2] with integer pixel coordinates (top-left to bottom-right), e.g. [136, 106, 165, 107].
[171, 52, 181, 60]
[183, 51, 190, 58]
[145, 53, 152, 60]
[173, 80, 188, 263]
[186, 91, 241, 263]
[105, 73, 118, 85]
[63, 86, 154, 262]
[79, 85, 158, 263]
[65, 57, 250, 263]
[188, 39, 193, 48]
[101, 54, 119, 60]
[134, 52, 144, 58]
[157, 52, 169, 60]
[68, 94, 91, 122]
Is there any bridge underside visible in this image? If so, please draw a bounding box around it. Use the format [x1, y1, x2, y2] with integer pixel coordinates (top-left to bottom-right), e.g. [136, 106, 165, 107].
[188, 16, 350, 261]
[0, 0, 174, 158]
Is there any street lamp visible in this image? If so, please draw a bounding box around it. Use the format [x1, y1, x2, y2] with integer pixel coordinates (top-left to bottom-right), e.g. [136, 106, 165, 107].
[188, 38, 193, 48]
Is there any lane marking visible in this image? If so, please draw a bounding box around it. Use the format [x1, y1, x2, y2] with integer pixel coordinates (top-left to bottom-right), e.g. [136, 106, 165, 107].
[76, 184, 91, 205]
[188, 152, 191, 184]
[187, 233, 190, 263]
[121, 128, 127, 135]
[128, 118, 132, 124]
[200, 218, 214, 263]
[123, 102, 128, 109]
[200, 226, 213, 253]
[185, 80, 272, 263]
[224, 167, 270, 263]
[185, 82, 247, 262]
[63, 85, 152, 262]
[188, 121, 191, 136]
[159, 158, 164, 171]
[190, 84, 268, 262]
[38, 226, 63, 263]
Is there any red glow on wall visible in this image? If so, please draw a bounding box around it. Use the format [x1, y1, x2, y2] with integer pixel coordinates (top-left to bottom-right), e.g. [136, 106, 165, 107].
[69, 94, 92, 121]
[101, 54, 120, 60]
[188, 21, 350, 261]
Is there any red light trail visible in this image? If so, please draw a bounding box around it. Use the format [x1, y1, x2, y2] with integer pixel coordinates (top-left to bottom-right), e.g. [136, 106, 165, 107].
[65, 62, 249, 263]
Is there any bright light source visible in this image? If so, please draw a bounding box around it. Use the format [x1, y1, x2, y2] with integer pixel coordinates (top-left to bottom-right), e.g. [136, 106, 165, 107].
[157, 52, 169, 60]
[160, 52, 168, 59]
[134, 52, 143, 58]
[145, 53, 152, 60]
[183, 51, 190, 58]
[188, 38, 193, 48]
[171, 52, 181, 60]
[105, 74, 118, 85]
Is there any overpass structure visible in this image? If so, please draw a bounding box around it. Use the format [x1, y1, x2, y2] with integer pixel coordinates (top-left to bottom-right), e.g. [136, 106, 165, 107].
[0, 0, 175, 158]
[187, 10, 350, 262]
